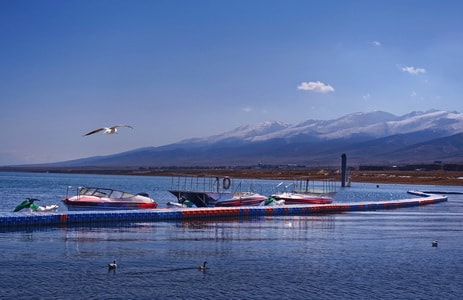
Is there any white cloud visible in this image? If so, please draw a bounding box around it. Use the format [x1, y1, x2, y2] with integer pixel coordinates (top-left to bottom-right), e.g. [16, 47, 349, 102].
[372, 41, 381, 47]
[363, 93, 371, 100]
[401, 66, 426, 75]
[241, 106, 252, 113]
[410, 91, 417, 97]
[297, 81, 334, 93]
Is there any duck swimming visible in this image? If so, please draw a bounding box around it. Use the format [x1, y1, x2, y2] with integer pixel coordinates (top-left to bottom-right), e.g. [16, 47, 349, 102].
[108, 260, 117, 270]
[197, 261, 207, 271]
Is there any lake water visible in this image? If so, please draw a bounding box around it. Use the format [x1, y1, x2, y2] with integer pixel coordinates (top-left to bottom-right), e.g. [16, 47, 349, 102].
[0, 172, 462, 299]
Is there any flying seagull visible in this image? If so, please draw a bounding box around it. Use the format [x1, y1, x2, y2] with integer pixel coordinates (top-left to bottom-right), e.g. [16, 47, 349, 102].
[83, 125, 133, 136]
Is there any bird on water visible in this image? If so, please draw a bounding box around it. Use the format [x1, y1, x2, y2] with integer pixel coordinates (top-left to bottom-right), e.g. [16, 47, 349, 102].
[83, 125, 133, 136]
[198, 261, 207, 271]
[108, 260, 117, 270]
[432, 240, 438, 247]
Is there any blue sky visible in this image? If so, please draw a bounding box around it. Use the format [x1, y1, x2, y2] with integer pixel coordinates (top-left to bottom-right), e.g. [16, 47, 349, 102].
[1, 0, 463, 165]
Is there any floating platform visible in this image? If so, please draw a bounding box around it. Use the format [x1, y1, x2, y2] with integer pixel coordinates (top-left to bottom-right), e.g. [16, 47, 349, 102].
[0, 192, 447, 228]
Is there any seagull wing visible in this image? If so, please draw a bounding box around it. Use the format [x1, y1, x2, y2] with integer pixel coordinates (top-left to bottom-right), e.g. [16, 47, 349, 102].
[83, 128, 105, 136]
[111, 125, 133, 130]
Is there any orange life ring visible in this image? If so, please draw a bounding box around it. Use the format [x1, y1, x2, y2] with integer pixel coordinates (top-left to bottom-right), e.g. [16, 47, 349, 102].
[222, 177, 231, 190]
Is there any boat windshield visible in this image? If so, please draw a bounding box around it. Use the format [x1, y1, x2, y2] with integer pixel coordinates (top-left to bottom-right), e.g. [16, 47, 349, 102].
[78, 188, 96, 196]
[77, 187, 137, 199]
[78, 188, 113, 197]
[109, 190, 137, 199]
[120, 192, 136, 199]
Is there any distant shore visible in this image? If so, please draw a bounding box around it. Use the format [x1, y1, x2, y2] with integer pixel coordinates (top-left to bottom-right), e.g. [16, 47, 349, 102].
[3, 168, 462, 186]
[141, 169, 463, 186]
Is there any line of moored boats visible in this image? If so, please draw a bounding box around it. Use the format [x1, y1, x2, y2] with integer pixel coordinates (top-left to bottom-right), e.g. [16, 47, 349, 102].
[15, 175, 337, 212]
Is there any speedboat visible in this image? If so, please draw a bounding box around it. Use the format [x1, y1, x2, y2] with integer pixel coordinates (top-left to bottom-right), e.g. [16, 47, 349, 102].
[168, 175, 267, 207]
[214, 192, 268, 207]
[270, 192, 333, 205]
[288, 177, 337, 197]
[62, 186, 158, 211]
[270, 179, 335, 205]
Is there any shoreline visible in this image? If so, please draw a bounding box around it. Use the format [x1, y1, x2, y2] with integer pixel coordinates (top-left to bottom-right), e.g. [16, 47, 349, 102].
[3, 168, 462, 186]
[142, 169, 463, 186]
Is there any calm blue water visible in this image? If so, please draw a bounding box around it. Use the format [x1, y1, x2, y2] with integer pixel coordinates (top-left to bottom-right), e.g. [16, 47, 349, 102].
[0, 172, 462, 299]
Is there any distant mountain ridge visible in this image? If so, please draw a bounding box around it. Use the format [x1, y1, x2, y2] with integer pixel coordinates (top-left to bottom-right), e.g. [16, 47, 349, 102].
[179, 109, 463, 144]
[16, 109, 463, 168]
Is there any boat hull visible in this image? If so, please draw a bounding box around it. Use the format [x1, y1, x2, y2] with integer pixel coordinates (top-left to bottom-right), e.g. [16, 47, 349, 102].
[215, 194, 268, 207]
[271, 192, 333, 205]
[169, 190, 268, 207]
[62, 198, 157, 211]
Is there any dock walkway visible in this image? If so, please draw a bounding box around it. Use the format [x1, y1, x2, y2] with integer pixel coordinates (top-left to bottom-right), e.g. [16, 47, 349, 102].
[0, 192, 447, 228]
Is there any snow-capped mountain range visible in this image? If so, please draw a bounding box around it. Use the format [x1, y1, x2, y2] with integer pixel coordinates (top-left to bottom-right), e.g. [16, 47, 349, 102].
[180, 109, 463, 145]
[16, 109, 463, 168]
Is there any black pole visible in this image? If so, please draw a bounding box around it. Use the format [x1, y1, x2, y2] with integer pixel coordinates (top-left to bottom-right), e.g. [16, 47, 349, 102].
[341, 153, 347, 187]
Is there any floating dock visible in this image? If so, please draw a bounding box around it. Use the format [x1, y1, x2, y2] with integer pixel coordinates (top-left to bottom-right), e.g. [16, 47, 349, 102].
[0, 192, 447, 228]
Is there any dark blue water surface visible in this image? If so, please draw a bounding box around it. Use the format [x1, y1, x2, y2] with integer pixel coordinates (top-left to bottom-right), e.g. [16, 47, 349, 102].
[0, 172, 462, 299]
